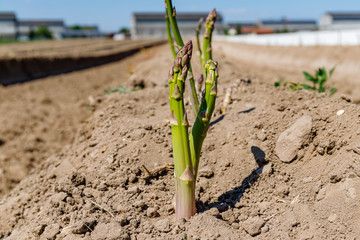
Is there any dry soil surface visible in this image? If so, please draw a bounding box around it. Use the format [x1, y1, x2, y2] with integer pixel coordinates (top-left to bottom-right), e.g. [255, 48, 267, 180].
[0, 41, 359, 240]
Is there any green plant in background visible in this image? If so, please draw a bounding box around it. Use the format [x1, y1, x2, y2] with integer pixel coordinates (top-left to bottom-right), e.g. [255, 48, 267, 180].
[165, 0, 218, 219]
[274, 67, 337, 96]
[29, 26, 53, 40]
[302, 67, 337, 96]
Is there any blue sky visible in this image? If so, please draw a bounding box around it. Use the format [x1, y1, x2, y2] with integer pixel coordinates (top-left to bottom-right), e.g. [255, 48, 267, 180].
[1, 0, 359, 32]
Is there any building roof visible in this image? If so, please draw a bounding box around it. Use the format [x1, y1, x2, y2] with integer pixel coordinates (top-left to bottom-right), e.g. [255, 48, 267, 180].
[326, 12, 360, 21]
[262, 19, 316, 25]
[0, 12, 16, 20]
[134, 12, 223, 22]
[227, 22, 256, 28]
[18, 20, 64, 26]
[242, 27, 274, 34]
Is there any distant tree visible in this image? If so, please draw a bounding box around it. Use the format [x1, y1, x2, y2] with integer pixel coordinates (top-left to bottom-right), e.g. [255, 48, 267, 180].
[70, 25, 81, 30]
[36, 26, 53, 39]
[236, 24, 242, 35]
[29, 29, 36, 40]
[119, 27, 130, 34]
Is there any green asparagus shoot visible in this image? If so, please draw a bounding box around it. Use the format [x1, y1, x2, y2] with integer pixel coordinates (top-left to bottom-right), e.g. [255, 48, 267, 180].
[169, 42, 219, 219]
[165, 0, 219, 220]
[165, 0, 199, 117]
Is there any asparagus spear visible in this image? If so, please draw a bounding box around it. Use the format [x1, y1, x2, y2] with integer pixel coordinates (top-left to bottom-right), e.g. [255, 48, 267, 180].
[190, 59, 218, 178]
[169, 42, 219, 219]
[169, 41, 196, 219]
[165, 12, 176, 58]
[202, 9, 217, 76]
[196, 17, 204, 57]
[165, 0, 199, 117]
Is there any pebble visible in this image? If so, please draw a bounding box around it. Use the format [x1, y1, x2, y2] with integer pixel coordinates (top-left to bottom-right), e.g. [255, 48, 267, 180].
[242, 216, 265, 236]
[328, 213, 337, 222]
[42, 223, 60, 240]
[154, 218, 171, 233]
[262, 163, 273, 175]
[72, 218, 97, 234]
[275, 116, 312, 163]
[336, 109, 344, 116]
[118, 214, 129, 226]
[198, 166, 214, 178]
[147, 207, 160, 218]
[128, 186, 140, 194]
[207, 207, 220, 218]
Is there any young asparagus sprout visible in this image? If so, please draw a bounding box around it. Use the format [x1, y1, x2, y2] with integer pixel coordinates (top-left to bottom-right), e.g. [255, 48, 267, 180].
[202, 9, 217, 75]
[195, 74, 204, 101]
[169, 41, 219, 219]
[165, 1, 219, 220]
[196, 18, 204, 56]
[221, 87, 233, 113]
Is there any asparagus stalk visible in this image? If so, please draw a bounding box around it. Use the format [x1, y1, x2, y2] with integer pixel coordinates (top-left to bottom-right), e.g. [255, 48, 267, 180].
[165, 12, 176, 58]
[196, 18, 204, 57]
[169, 41, 196, 219]
[202, 9, 217, 76]
[190, 60, 218, 178]
[165, 0, 199, 117]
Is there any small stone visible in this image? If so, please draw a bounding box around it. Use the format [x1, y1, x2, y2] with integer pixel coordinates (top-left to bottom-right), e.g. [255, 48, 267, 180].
[328, 213, 337, 223]
[261, 224, 269, 233]
[154, 218, 171, 233]
[71, 172, 86, 186]
[262, 163, 273, 175]
[147, 207, 160, 218]
[144, 125, 153, 130]
[128, 186, 140, 194]
[133, 200, 145, 209]
[242, 216, 265, 236]
[336, 109, 344, 116]
[42, 223, 60, 240]
[257, 131, 267, 142]
[275, 116, 312, 163]
[330, 174, 342, 183]
[208, 207, 220, 218]
[198, 166, 214, 178]
[98, 182, 108, 191]
[302, 177, 313, 183]
[340, 95, 351, 102]
[118, 215, 129, 227]
[72, 218, 97, 234]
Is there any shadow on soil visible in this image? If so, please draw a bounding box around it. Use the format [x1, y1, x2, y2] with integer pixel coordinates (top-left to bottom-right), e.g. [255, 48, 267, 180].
[198, 146, 268, 213]
[210, 107, 256, 127]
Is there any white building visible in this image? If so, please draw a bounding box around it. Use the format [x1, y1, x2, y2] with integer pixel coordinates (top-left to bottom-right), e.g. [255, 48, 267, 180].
[18, 20, 65, 39]
[0, 12, 17, 39]
[320, 12, 360, 30]
[132, 13, 223, 38]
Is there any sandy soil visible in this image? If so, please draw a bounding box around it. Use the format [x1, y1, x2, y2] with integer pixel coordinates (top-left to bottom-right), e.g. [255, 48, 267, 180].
[217, 42, 360, 103]
[0, 41, 359, 239]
